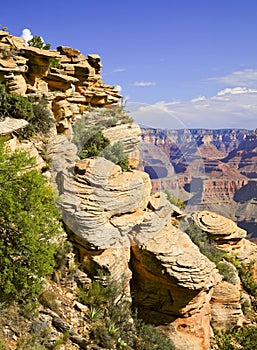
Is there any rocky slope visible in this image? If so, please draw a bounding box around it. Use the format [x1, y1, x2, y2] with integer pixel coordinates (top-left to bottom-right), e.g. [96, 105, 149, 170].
[1, 31, 257, 350]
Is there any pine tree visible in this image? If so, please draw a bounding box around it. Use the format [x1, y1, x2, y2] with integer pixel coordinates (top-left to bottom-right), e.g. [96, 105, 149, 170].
[0, 139, 61, 306]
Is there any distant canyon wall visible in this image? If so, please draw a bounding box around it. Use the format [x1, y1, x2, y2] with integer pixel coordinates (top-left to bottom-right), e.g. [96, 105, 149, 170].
[140, 127, 257, 237]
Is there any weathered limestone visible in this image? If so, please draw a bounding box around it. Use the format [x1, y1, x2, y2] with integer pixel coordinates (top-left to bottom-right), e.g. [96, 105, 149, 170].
[193, 210, 257, 333]
[211, 280, 245, 330]
[0, 31, 123, 138]
[57, 157, 152, 249]
[194, 210, 247, 242]
[103, 123, 141, 167]
[0, 117, 28, 135]
[131, 222, 221, 350]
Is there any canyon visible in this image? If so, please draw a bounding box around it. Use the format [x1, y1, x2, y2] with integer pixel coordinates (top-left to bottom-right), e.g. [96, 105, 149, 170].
[0, 29, 257, 349]
[141, 127, 257, 238]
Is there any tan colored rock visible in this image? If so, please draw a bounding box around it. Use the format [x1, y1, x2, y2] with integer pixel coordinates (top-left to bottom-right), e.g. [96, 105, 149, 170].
[21, 46, 61, 78]
[131, 222, 221, 350]
[103, 123, 142, 167]
[0, 117, 28, 135]
[45, 72, 78, 92]
[211, 280, 245, 330]
[194, 210, 247, 241]
[87, 54, 102, 74]
[7, 138, 46, 171]
[4, 73, 27, 95]
[57, 157, 152, 249]
[52, 99, 73, 121]
[160, 301, 211, 350]
[57, 46, 80, 58]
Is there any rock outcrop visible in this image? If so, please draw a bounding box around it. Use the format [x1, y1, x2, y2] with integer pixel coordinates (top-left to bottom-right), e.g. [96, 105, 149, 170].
[0, 30, 122, 137]
[193, 210, 257, 332]
[2, 31, 257, 350]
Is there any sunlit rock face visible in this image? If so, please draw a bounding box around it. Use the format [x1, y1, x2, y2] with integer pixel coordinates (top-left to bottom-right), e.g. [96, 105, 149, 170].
[131, 222, 221, 350]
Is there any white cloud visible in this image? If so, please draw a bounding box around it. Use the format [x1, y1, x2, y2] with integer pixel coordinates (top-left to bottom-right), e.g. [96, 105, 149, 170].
[129, 87, 257, 130]
[115, 85, 122, 92]
[112, 68, 126, 73]
[191, 96, 207, 103]
[21, 28, 33, 45]
[133, 81, 156, 87]
[209, 69, 257, 88]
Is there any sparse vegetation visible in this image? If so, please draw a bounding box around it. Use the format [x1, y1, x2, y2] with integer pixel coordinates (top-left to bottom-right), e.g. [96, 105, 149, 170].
[185, 223, 237, 283]
[73, 123, 130, 171]
[226, 256, 257, 298]
[0, 84, 34, 121]
[0, 85, 55, 138]
[28, 35, 51, 50]
[164, 189, 186, 209]
[101, 141, 130, 171]
[214, 326, 257, 350]
[77, 274, 176, 349]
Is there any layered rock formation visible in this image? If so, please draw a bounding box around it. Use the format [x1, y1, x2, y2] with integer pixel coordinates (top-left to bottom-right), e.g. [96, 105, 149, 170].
[0, 30, 121, 137]
[2, 31, 257, 350]
[192, 210, 257, 331]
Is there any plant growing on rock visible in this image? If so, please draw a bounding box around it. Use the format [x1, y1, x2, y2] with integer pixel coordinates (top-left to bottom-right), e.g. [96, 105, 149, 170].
[0, 85, 34, 121]
[185, 223, 237, 283]
[72, 123, 130, 171]
[28, 35, 51, 50]
[214, 326, 257, 350]
[77, 275, 175, 349]
[164, 189, 186, 209]
[0, 139, 62, 307]
[0, 86, 55, 138]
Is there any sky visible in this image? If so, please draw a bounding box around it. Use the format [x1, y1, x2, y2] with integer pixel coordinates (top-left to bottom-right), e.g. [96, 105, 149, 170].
[1, 0, 257, 129]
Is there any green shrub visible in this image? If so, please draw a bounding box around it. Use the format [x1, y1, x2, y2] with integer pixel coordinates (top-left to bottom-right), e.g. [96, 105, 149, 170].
[30, 96, 55, 135]
[164, 189, 186, 209]
[52, 331, 69, 349]
[28, 36, 51, 50]
[0, 86, 55, 138]
[0, 88, 34, 121]
[185, 223, 237, 283]
[49, 57, 59, 68]
[101, 141, 130, 171]
[227, 256, 257, 298]
[0, 139, 62, 307]
[214, 326, 257, 350]
[73, 126, 110, 158]
[135, 322, 176, 350]
[73, 124, 130, 170]
[77, 275, 175, 349]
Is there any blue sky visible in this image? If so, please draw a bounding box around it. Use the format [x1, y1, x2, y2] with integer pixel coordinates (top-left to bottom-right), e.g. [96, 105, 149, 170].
[2, 0, 257, 129]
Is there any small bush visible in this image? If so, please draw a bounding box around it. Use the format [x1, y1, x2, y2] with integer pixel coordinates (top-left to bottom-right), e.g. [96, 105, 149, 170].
[73, 126, 110, 158]
[164, 189, 186, 209]
[214, 326, 257, 350]
[101, 141, 130, 171]
[77, 275, 175, 349]
[38, 290, 59, 314]
[135, 321, 176, 350]
[30, 96, 55, 135]
[0, 88, 34, 121]
[0, 139, 62, 307]
[185, 223, 236, 282]
[28, 36, 50, 50]
[227, 256, 257, 298]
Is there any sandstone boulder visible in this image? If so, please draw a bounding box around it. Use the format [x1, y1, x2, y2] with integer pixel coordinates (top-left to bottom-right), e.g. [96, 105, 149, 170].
[0, 117, 28, 135]
[57, 157, 152, 249]
[131, 221, 221, 350]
